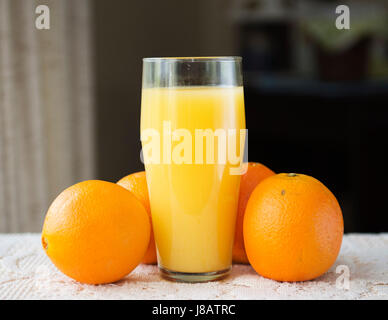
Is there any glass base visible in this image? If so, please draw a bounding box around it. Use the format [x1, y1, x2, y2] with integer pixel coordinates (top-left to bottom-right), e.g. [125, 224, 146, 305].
[159, 266, 231, 283]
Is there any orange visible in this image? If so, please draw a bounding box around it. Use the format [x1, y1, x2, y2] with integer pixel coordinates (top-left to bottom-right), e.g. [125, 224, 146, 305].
[117, 171, 157, 264]
[41, 180, 151, 284]
[243, 173, 343, 282]
[233, 162, 275, 264]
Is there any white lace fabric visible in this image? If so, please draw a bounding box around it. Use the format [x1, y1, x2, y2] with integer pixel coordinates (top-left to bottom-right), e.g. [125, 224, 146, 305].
[0, 233, 387, 300]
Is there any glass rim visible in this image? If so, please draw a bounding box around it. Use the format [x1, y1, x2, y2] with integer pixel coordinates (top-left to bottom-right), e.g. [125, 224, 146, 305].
[143, 56, 242, 63]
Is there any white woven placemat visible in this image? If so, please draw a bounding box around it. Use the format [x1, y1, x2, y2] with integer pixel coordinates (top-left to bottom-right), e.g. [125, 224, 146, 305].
[0, 233, 387, 300]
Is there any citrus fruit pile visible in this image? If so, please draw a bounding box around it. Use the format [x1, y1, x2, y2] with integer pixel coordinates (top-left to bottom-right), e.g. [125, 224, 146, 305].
[42, 164, 343, 284]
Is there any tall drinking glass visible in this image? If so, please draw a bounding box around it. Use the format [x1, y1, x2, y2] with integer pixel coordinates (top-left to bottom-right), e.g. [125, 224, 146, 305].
[141, 57, 246, 282]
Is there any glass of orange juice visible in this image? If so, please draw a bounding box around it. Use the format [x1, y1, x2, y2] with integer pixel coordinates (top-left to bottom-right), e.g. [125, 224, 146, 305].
[140, 57, 246, 282]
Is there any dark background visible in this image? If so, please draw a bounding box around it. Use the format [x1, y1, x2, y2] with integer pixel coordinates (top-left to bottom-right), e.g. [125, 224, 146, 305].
[93, 0, 388, 233]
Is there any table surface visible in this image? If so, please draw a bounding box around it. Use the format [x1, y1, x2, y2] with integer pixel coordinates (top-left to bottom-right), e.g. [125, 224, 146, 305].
[0, 233, 387, 300]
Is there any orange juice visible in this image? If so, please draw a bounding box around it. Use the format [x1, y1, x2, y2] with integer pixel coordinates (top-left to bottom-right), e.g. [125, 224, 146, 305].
[141, 86, 246, 274]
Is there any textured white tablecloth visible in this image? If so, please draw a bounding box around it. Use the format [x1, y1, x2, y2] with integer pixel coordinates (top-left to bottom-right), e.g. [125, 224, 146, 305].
[0, 233, 387, 300]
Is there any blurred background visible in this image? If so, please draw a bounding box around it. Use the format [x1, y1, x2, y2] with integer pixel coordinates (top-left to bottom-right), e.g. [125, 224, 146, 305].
[1, 0, 388, 233]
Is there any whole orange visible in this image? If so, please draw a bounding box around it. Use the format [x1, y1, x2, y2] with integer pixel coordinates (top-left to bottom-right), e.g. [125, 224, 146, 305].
[244, 173, 343, 282]
[41, 180, 151, 284]
[233, 162, 275, 264]
[117, 171, 157, 264]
